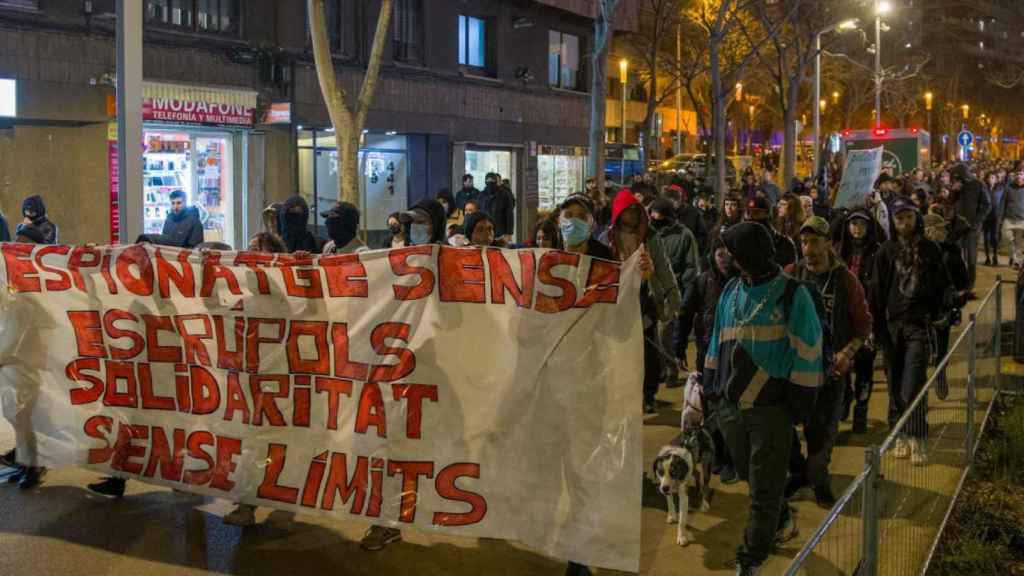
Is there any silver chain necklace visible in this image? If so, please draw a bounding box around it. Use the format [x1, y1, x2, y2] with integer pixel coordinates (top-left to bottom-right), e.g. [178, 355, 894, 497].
[730, 276, 779, 328]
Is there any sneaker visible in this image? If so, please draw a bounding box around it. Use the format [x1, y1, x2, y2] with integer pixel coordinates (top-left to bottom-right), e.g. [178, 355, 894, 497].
[892, 437, 910, 459]
[936, 378, 949, 400]
[6, 467, 24, 484]
[852, 406, 868, 434]
[87, 477, 126, 498]
[644, 401, 658, 415]
[784, 473, 808, 499]
[565, 562, 593, 576]
[360, 525, 402, 551]
[774, 508, 799, 544]
[814, 484, 837, 509]
[0, 449, 15, 468]
[17, 466, 44, 490]
[223, 504, 257, 527]
[910, 438, 928, 466]
[720, 465, 739, 485]
[736, 565, 761, 576]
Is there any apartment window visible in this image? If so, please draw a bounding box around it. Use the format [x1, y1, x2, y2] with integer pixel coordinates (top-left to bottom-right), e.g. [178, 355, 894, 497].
[393, 0, 423, 64]
[458, 15, 486, 69]
[548, 31, 581, 90]
[146, 0, 240, 35]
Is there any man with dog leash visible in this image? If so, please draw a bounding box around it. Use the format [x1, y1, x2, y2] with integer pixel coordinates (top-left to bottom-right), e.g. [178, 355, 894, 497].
[704, 221, 823, 575]
[785, 216, 873, 508]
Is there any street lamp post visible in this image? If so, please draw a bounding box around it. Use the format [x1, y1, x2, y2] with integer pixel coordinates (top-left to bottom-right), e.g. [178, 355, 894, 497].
[675, 23, 682, 155]
[924, 91, 933, 161]
[874, 1, 892, 130]
[619, 59, 628, 183]
[813, 19, 858, 181]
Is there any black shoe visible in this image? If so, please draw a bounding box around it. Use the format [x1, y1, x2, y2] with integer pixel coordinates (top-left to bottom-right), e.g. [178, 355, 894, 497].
[88, 477, 126, 498]
[17, 467, 44, 490]
[784, 473, 807, 499]
[852, 406, 868, 434]
[565, 562, 592, 576]
[0, 449, 15, 468]
[6, 466, 25, 484]
[814, 484, 837, 509]
[720, 465, 739, 485]
[842, 396, 853, 422]
[643, 401, 657, 415]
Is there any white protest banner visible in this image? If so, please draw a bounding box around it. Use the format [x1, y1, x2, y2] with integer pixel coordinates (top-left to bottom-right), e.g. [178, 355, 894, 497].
[0, 244, 643, 572]
[834, 146, 884, 209]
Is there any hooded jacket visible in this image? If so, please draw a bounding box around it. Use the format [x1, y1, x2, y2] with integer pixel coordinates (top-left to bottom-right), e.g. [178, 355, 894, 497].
[0, 212, 9, 242]
[161, 205, 205, 248]
[408, 198, 447, 244]
[836, 208, 885, 294]
[679, 253, 737, 372]
[648, 201, 699, 293]
[480, 182, 515, 238]
[786, 256, 872, 360]
[16, 195, 58, 245]
[280, 195, 321, 254]
[706, 222, 823, 413]
[952, 175, 992, 229]
[870, 208, 952, 340]
[609, 192, 681, 323]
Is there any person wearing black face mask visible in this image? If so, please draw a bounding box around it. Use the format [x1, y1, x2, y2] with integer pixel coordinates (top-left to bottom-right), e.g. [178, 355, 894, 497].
[321, 202, 367, 255]
[279, 195, 322, 253]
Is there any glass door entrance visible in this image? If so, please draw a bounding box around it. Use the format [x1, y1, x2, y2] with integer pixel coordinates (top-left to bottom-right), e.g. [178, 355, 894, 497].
[143, 130, 234, 245]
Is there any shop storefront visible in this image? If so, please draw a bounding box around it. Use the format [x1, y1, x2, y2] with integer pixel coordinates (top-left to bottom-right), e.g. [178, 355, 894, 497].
[537, 145, 587, 212]
[453, 143, 522, 239]
[110, 82, 256, 248]
[297, 129, 409, 240]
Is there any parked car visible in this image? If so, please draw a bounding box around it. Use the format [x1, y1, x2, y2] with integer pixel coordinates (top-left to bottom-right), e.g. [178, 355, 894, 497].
[604, 144, 644, 182]
[652, 153, 738, 187]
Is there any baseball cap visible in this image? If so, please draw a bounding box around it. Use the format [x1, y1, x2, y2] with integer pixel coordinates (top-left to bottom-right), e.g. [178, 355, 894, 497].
[560, 193, 594, 214]
[799, 216, 830, 237]
[320, 201, 359, 219]
[890, 197, 919, 216]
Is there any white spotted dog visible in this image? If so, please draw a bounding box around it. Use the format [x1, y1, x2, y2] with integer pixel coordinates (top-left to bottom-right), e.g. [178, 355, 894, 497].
[650, 373, 715, 546]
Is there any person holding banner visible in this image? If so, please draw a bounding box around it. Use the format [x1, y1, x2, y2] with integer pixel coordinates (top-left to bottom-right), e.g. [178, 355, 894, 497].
[608, 192, 681, 415]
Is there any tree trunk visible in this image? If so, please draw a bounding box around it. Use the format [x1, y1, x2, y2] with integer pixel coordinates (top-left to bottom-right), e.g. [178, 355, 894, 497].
[782, 77, 799, 187]
[588, 2, 618, 195]
[710, 40, 728, 205]
[641, 20, 661, 165]
[308, 0, 392, 204]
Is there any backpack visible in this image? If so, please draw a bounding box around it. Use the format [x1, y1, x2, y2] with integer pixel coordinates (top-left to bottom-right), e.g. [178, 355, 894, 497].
[778, 275, 835, 380]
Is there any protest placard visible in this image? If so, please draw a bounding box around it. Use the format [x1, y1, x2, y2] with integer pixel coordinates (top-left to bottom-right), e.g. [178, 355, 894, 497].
[834, 147, 884, 209]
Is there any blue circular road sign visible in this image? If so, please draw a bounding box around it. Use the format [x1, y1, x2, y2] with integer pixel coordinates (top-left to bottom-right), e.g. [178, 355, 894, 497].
[958, 130, 974, 147]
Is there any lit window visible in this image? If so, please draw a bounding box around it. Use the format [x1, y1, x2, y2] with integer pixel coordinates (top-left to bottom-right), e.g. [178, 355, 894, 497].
[146, 0, 240, 35]
[548, 31, 581, 90]
[458, 15, 486, 68]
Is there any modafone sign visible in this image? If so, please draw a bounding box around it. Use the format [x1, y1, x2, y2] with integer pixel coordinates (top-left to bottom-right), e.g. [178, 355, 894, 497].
[143, 98, 254, 127]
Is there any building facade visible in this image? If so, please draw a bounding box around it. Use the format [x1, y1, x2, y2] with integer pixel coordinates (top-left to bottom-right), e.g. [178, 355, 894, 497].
[0, 0, 637, 246]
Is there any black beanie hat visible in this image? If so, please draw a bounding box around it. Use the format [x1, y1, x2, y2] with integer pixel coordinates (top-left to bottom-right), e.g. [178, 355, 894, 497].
[722, 221, 776, 276]
[648, 198, 676, 221]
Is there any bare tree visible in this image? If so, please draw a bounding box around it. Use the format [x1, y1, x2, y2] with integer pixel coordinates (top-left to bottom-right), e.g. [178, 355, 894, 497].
[308, 0, 393, 204]
[628, 0, 687, 163]
[686, 0, 795, 202]
[588, 0, 623, 196]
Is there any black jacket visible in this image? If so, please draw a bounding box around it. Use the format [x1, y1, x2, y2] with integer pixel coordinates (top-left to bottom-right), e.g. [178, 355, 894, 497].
[679, 264, 734, 368]
[676, 203, 708, 256]
[161, 206, 205, 248]
[455, 186, 480, 212]
[0, 212, 9, 242]
[870, 232, 951, 343]
[953, 178, 992, 229]
[280, 195, 322, 253]
[16, 195, 57, 244]
[480, 183, 515, 238]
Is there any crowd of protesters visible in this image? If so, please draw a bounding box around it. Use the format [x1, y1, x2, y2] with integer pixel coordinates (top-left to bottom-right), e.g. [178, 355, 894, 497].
[0, 154, 1019, 575]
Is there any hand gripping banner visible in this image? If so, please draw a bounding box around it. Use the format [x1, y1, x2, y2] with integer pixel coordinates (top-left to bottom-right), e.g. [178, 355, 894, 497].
[0, 243, 643, 572]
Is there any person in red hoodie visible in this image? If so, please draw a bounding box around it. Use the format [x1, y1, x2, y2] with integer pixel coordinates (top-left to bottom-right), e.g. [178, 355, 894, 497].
[608, 190, 681, 414]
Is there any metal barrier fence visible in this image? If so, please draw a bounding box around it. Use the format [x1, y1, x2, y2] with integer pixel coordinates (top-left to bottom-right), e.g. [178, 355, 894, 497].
[785, 278, 1006, 576]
